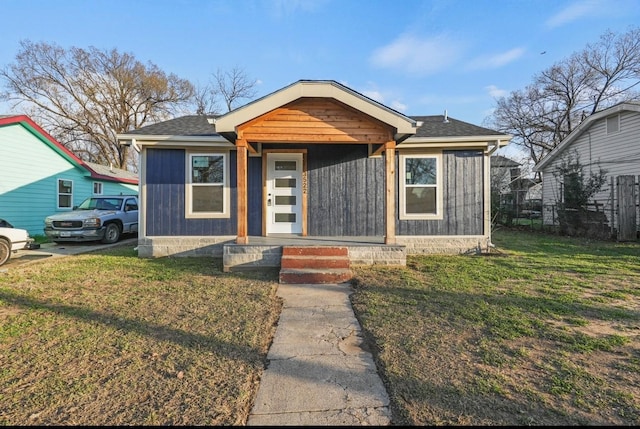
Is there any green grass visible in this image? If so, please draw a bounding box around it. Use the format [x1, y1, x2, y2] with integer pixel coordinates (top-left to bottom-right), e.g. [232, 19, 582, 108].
[0, 248, 282, 425]
[351, 229, 640, 425]
[1, 230, 639, 425]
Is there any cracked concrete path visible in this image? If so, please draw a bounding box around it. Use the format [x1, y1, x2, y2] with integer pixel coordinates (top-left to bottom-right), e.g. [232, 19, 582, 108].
[246, 282, 392, 426]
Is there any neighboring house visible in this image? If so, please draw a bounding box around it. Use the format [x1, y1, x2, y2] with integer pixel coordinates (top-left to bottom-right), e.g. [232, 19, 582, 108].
[535, 102, 640, 234]
[0, 115, 139, 237]
[117, 80, 511, 266]
[491, 155, 540, 216]
[491, 154, 521, 206]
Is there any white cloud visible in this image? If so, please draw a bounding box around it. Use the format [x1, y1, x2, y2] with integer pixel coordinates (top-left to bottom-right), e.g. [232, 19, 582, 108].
[486, 85, 508, 98]
[545, 0, 604, 28]
[467, 48, 525, 70]
[361, 89, 385, 104]
[370, 34, 463, 75]
[390, 100, 407, 112]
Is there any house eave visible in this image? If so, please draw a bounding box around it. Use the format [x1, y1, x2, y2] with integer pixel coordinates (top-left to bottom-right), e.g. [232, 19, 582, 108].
[118, 134, 232, 148]
[400, 134, 511, 149]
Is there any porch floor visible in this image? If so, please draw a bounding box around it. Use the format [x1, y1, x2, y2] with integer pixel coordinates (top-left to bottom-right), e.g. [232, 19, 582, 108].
[241, 235, 387, 246]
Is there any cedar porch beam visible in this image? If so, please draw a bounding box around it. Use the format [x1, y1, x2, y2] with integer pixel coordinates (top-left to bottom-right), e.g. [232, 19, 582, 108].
[384, 141, 396, 245]
[236, 139, 249, 244]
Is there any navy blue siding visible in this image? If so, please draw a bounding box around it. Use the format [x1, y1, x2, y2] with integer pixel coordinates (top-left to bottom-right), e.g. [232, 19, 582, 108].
[145, 148, 237, 236]
[397, 150, 484, 236]
[247, 156, 263, 236]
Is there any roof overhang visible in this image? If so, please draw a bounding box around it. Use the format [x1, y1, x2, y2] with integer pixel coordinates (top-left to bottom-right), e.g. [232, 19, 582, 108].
[535, 102, 640, 171]
[117, 134, 232, 151]
[400, 135, 511, 151]
[213, 80, 418, 142]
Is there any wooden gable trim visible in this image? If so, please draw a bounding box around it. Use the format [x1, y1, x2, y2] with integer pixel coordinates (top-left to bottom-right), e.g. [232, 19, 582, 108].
[236, 97, 395, 144]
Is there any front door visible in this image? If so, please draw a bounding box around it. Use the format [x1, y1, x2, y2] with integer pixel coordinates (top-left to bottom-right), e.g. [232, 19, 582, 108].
[266, 153, 303, 234]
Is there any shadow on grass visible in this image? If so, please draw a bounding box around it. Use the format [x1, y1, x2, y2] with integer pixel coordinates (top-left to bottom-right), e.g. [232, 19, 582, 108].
[0, 287, 265, 362]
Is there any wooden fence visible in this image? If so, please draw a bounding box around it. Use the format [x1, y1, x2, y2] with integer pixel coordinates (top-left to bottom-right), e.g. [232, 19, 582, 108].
[516, 175, 639, 241]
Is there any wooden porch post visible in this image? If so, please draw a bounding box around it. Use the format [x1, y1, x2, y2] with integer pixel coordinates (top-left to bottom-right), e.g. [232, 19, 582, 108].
[236, 139, 249, 244]
[385, 141, 396, 244]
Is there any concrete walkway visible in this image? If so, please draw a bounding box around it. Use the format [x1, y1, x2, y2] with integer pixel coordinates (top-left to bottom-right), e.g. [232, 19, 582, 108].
[247, 282, 392, 426]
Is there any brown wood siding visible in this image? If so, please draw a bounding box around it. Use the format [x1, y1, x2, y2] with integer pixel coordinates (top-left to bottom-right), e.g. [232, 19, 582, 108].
[239, 98, 393, 143]
[397, 150, 484, 235]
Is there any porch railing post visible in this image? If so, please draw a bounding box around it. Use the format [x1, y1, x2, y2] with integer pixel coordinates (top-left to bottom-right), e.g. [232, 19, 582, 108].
[236, 138, 249, 244]
[385, 141, 396, 245]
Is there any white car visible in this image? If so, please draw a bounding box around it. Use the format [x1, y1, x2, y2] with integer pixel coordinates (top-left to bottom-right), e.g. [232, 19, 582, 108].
[0, 219, 35, 266]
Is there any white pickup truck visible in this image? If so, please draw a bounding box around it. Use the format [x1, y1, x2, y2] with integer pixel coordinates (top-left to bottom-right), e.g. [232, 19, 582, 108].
[44, 195, 138, 244]
[0, 219, 35, 266]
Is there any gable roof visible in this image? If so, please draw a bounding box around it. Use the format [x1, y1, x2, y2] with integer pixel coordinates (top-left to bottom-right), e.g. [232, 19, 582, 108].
[213, 80, 418, 142]
[535, 101, 640, 171]
[118, 80, 511, 148]
[0, 115, 138, 185]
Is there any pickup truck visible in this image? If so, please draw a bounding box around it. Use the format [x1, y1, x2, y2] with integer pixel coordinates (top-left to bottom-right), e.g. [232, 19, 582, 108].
[44, 195, 138, 244]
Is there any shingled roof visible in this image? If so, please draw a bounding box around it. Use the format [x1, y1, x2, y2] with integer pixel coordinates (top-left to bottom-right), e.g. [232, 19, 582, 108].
[125, 115, 219, 137]
[410, 115, 503, 138]
[125, 113, 504, 140]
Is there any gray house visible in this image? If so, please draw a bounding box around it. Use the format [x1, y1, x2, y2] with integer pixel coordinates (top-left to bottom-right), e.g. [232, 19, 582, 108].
[535, 102, 640, 238]
[118, 80, 511, 269]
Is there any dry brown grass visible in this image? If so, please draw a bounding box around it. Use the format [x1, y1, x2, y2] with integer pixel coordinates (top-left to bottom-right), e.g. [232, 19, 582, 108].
[0, 246, 282, 425]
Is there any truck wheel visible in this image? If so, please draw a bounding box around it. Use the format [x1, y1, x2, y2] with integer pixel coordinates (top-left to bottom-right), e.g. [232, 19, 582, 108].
[101, 223, 121, 244]
[0, 238, 10, 266]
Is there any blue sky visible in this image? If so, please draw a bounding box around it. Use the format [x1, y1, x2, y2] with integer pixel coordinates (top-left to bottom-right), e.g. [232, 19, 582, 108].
[1, 0, 639, 137]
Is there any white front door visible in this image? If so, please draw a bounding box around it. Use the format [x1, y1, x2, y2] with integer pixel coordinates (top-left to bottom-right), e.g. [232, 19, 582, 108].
[266, 153, 303, 234]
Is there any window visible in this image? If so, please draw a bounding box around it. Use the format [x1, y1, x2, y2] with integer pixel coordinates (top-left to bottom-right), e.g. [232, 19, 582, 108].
[93, 182, 103, 195]
[186, 152, 229, 218]
[399, 153, 443, 220]
[57, 179, 73, 209]
[606, 114, 620, 134]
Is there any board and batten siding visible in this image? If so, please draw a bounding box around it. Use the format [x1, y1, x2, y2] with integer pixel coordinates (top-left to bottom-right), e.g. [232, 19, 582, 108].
[540, 110, 640, 227]
[306, 144, 385, 236]
[0, 123, 136, 236]
[145, 148, 237, 236]
[397, 150, 485, 236]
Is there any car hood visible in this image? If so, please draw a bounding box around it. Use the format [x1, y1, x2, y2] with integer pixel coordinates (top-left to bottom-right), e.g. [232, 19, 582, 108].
[47, 210, 116, 220]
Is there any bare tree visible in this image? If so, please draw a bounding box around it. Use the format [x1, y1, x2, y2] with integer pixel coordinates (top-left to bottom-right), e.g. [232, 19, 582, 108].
[490, 27, 640, 164]
[0, 40, 195, 172]
[213, 66, 258, 112]
[192, 67, 257, 115]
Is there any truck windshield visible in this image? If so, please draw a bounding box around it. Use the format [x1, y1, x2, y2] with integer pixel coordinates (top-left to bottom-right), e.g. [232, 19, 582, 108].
[77, 198, 123, 210]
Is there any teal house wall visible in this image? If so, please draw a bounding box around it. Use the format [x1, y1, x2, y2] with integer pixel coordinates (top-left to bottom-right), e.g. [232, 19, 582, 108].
[0, 115, 138, 237]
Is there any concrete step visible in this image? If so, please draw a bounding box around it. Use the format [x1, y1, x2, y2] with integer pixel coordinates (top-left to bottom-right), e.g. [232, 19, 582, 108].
[279, 268, 353, 284]
[279, 246, 352, 284]
[282, 246, 348, 257]
[280, 255, 350, 270]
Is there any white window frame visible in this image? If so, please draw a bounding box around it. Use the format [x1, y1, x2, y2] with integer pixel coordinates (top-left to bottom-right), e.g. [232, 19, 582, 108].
[185, 151, 230, 219]
[57, 178, 73, 209]
[93, 182, 103, 195]
[399, 152, 443, 220]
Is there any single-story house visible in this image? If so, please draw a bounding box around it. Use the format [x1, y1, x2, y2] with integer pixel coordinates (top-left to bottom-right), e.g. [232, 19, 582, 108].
[0, 115, 139, 237]
[534, 101, 640, 237]
[118, 80, 511, 269]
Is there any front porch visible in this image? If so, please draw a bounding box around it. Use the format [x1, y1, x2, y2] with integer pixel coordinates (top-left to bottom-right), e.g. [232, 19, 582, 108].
[222, 235, 407, 272]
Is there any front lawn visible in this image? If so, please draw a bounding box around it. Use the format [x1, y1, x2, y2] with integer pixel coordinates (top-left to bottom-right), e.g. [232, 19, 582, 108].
[1, 229, 638, 425]
[351, 229, 640, 425]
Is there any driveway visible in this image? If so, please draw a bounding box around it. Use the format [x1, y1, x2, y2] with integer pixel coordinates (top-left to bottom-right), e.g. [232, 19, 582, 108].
[1, 236, 137, 269]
